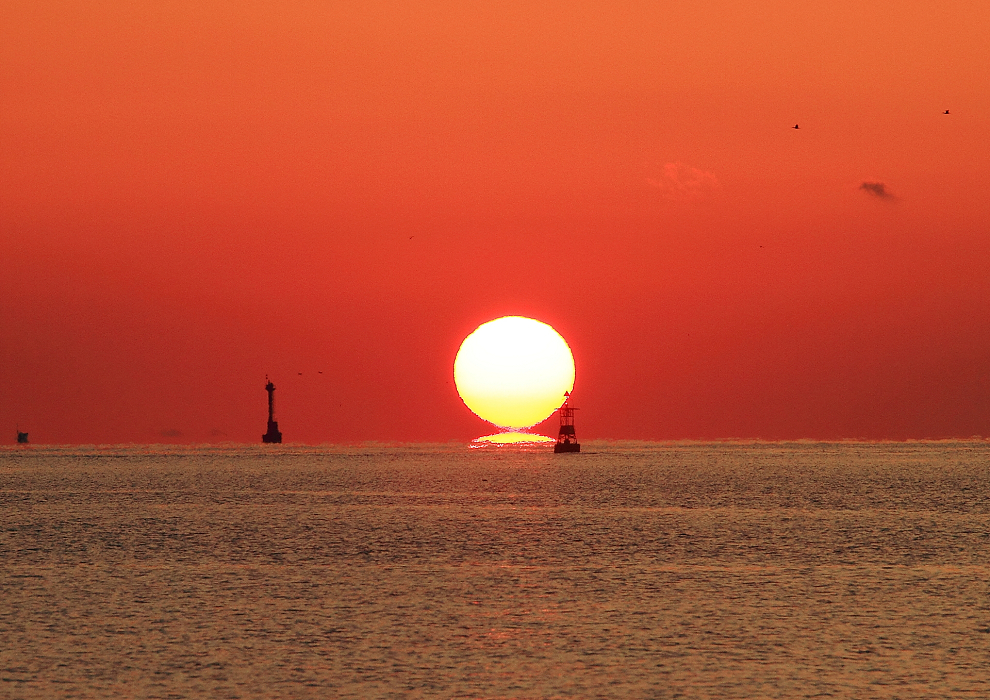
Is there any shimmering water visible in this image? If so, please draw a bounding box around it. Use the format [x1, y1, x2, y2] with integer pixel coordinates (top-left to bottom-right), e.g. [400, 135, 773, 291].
[2, 442, 990, 698]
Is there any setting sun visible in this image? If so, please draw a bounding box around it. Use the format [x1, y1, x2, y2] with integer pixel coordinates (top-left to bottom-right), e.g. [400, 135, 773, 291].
[454, 316, 575, 430]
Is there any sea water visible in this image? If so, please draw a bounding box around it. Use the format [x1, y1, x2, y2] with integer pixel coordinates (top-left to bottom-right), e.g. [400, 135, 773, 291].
[2, 441, 990, 698]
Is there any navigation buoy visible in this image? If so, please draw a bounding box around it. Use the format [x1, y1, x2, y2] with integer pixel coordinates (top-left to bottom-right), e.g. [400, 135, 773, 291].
[553, 392, 580, 453]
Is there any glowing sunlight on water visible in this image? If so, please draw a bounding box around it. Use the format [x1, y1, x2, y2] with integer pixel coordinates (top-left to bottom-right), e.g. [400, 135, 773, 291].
[473, 431, 555, 444]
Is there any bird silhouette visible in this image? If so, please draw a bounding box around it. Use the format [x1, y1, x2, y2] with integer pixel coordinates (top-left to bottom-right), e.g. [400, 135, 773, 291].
[792, 124, 800, 129]
[944, 110, 950, 114]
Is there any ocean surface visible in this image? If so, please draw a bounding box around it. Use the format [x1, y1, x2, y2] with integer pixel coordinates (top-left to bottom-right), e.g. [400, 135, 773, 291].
[2, 441, 990, 698]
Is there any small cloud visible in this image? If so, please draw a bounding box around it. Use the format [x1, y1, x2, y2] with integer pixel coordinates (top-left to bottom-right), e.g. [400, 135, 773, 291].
[158, 428, 183, 438]
[860, 181, 898, 201]
[648, 163, 720, 201]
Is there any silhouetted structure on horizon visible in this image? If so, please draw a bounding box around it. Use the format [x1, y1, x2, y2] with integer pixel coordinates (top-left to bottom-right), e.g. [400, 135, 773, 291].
[554, 392, 580, 453]
[262, 378, 283, 443]
[17, 430, 28, 444]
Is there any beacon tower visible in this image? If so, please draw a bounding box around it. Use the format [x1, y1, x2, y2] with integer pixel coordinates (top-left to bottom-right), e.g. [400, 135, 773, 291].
[262, 377, 283, 443]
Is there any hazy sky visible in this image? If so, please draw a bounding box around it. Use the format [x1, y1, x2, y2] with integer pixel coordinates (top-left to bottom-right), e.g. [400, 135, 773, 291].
[3, 1, 989, 443]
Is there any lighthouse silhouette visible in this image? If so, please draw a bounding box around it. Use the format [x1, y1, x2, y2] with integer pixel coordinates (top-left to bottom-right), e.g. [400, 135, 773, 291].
[262, 377, 283, 443]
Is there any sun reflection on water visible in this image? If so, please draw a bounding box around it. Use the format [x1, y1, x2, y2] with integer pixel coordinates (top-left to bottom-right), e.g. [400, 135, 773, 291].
[472, 432, 554, 446]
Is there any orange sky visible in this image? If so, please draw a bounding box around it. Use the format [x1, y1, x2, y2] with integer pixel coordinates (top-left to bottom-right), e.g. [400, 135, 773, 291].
[3, 1, 989, 442]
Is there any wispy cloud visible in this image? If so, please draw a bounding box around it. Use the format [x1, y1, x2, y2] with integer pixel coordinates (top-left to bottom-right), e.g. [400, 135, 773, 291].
[860, 181, 898, 201]
[648, 163, 720, 201]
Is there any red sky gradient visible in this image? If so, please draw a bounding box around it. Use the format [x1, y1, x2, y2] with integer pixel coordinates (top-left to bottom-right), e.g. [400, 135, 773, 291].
[3, 1, 989, 443]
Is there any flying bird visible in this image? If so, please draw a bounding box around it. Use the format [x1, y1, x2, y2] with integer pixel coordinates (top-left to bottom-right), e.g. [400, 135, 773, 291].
[792, 124, 800, 129]
[943, 110, 950, 114]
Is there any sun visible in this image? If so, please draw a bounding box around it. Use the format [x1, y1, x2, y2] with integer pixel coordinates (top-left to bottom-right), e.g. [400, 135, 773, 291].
[454, 316, 575, 429]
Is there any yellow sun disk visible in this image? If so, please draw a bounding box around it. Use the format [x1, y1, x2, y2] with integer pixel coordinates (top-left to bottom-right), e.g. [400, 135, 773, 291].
[454, 316, 575, 429]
